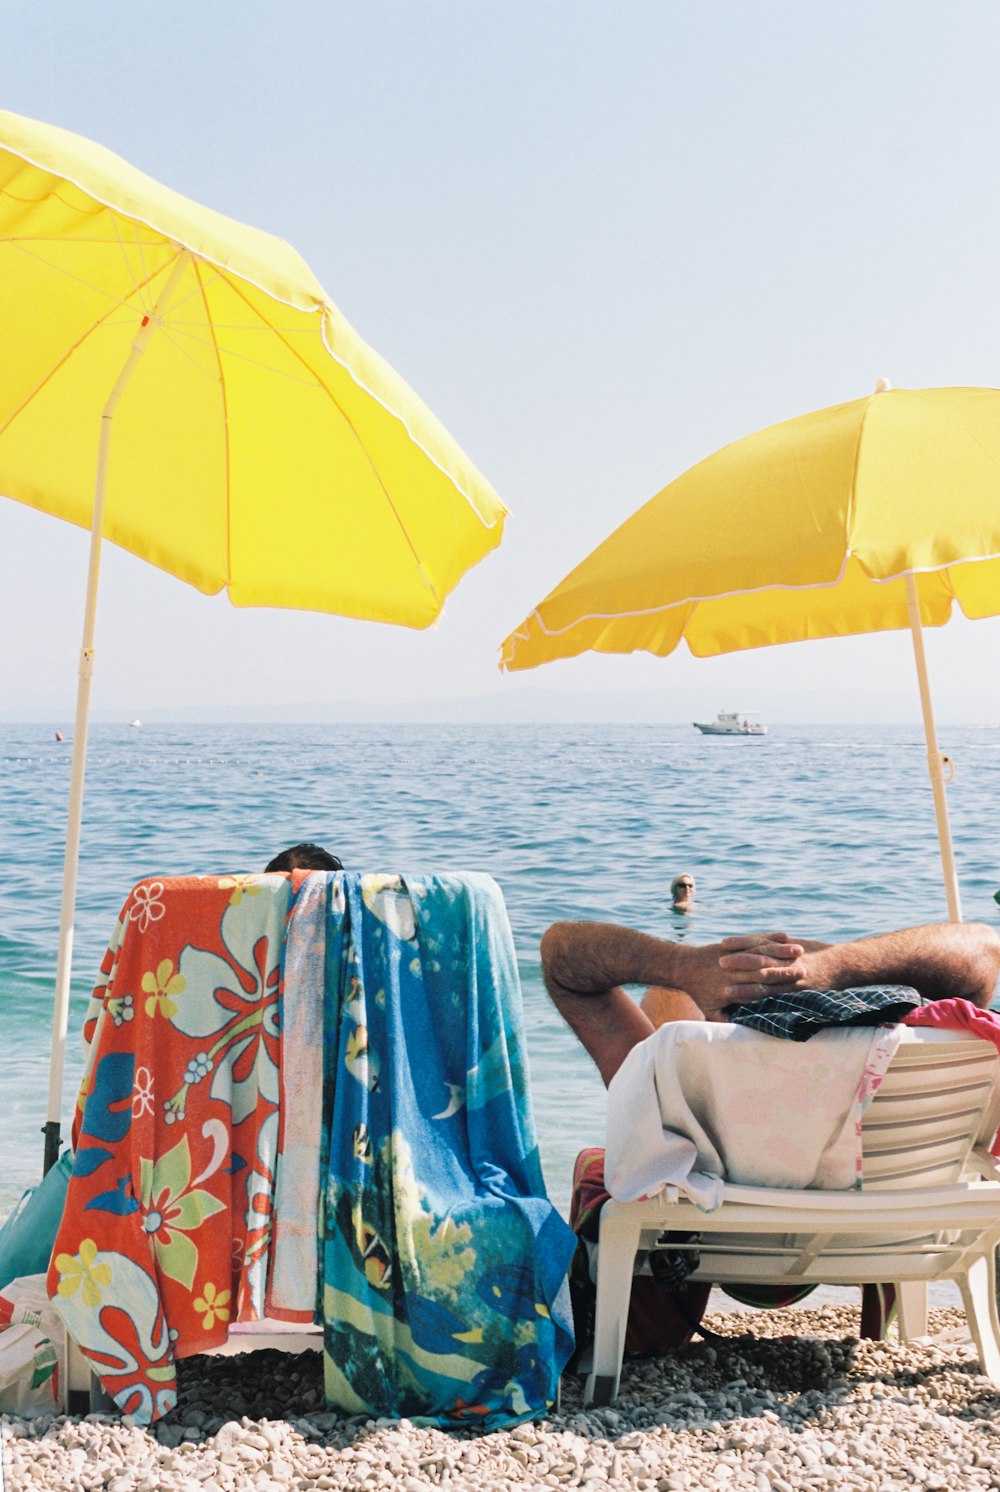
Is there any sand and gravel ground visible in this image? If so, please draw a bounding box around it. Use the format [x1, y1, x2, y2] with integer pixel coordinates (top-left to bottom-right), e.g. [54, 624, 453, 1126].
[4, 1305, 1000, 1490]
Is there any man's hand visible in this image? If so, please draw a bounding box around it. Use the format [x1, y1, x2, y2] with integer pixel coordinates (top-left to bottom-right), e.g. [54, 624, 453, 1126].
[717, 932, 810, 1001]
[670, 934, 802, 1022]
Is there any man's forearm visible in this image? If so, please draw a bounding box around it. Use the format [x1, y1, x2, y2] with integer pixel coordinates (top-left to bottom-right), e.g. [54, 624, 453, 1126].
[804, 923, 1000, 1008]
[544, 921, 808, 1025]
[722, 922, 1000, 1009]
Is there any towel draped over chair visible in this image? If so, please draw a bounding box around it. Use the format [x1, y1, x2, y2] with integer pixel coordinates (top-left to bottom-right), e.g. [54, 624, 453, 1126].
[47, 872, 574, 1427]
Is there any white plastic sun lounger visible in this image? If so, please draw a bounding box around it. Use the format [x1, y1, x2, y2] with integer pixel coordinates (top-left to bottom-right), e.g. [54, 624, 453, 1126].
[586, 1028, 1000, 1406]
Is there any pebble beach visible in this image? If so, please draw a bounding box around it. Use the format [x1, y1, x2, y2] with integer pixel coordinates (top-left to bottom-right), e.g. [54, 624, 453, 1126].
[5, 1304, 1000, 1491]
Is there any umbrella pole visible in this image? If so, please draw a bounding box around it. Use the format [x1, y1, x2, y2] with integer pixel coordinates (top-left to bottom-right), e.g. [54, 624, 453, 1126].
[904, 573, 962, 925]
[43, 251, 191, 1175]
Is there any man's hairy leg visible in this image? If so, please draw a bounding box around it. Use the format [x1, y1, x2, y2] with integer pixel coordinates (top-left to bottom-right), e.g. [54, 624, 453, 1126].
[719, 922, 1000, 1009]
[641, 986, 705, 1027]
[540, 921, 803, 1085]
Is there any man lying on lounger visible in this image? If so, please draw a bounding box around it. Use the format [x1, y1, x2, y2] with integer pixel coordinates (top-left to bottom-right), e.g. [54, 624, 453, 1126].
[541, 920, 1000, 1086]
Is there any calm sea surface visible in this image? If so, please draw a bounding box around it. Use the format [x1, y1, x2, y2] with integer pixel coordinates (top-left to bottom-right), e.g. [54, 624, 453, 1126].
[3, 720, 1000, 1228]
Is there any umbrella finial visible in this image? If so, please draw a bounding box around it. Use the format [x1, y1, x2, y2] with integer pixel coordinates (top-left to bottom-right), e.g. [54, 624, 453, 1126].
[874, 377, 893, 393]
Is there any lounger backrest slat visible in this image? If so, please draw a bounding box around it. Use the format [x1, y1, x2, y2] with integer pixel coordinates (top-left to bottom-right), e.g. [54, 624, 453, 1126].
[861, 1037, 1000, 1190]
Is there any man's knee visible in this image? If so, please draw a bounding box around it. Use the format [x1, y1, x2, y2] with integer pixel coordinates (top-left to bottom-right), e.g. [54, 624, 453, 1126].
[970, 922, 1000, 1002]
[937, 922, 1000, 1007]
[641, 986, 704, 1027]
[971, 922, 1000, 962]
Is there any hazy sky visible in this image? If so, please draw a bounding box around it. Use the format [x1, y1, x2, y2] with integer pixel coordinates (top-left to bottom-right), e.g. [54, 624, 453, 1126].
[3, 2, 1000, 723]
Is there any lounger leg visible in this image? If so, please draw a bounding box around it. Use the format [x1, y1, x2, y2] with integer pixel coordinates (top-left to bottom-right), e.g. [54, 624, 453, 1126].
[584, 1203, 642, 1408]
[88, 1373, 114, 1412]
[65, 1333, 93, 1416]
[895, 1282, 928, 1341]
[65, 1333, 114, 1414]
[958, 1251, 1000, 1386]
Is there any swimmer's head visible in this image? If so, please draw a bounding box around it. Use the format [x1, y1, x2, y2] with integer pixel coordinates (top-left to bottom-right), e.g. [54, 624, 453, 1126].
[670, 872, 696, 912]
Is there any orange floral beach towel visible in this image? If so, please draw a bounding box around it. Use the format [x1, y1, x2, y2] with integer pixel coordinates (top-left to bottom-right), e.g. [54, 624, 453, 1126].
[47, 874, 297, 1422]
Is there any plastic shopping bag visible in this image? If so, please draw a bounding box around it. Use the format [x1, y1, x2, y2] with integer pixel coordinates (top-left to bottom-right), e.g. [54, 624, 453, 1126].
[0, 1273, 65, 1414]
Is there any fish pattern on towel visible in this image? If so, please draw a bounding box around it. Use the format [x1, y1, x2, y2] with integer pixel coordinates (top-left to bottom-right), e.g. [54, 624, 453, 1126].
[319, 872, 575, 1428]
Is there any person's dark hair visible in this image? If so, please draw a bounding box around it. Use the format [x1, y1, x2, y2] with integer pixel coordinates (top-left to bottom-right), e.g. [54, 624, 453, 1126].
[265, 842, 343, 873]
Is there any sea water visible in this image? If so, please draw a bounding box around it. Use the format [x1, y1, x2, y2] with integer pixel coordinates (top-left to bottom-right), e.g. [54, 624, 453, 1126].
[2, 720, 1000, 1230]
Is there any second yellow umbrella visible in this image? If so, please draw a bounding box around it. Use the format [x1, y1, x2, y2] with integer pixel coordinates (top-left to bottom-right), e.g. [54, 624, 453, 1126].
[501, 384, 1000, 924]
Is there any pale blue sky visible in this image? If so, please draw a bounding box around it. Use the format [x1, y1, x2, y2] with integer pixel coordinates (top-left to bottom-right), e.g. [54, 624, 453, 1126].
[3, 2, 1000, 722]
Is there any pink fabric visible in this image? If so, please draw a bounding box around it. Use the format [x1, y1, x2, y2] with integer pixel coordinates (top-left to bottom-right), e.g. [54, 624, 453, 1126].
[853, 1026, 903, 1186]
[902, 1000, 1000, 1153]
[902, 998, 1000, 1054]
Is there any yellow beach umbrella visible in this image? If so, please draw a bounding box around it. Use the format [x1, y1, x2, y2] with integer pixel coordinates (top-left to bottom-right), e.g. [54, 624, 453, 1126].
[501, 384, 1000, 923]
[0, 109, 507, 1168]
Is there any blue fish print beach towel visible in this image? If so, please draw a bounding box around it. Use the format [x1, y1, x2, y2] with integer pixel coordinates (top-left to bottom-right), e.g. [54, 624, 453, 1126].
[319, 872, 575, 1428]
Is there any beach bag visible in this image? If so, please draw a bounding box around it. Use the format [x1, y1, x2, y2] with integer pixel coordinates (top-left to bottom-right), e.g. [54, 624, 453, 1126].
[567, 1148, 711, 1366]
[0, 1151, 73, 1292]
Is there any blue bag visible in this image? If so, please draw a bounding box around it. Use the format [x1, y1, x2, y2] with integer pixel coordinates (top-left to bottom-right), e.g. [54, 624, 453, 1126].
[0, 1152, 73, 1292]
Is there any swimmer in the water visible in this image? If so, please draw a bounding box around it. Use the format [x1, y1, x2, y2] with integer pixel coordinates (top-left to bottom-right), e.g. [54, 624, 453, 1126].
[670, 873, 695, 914]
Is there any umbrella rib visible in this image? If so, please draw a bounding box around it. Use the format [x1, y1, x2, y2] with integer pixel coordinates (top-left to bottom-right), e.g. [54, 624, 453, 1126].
[219, 271, 435, 592]
[4, 233, 165, 245]
[152, 319, 319, 331]
[0, 248, 185, 440]
[146, 320, 223, 385]
[110, 208, 152, 317]
[5, 237, 134, 308]
[130, 213, 156, 317]
[192, 258, 234, 590]
[163, 321, 323, 387]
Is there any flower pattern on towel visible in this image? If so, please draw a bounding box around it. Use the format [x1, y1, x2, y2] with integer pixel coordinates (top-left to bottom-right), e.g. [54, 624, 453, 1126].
[49, 876, 289, 1421]
[130, 881, 165, 934]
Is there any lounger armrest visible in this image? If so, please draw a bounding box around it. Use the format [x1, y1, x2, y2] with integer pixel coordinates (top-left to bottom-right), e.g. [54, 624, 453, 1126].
[718, 1179, 1000, 1211]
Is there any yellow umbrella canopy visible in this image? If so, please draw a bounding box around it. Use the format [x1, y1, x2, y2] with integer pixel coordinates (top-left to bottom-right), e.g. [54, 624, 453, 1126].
[0, 109, 507, 1172]
[501, 387, 1000, 668]
[501, 385, 1000, 925]
[0, 109, 507, 623]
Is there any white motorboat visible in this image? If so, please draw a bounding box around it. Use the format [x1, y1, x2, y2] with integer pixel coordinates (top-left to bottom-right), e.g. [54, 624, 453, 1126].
[693, 710, 767, 737]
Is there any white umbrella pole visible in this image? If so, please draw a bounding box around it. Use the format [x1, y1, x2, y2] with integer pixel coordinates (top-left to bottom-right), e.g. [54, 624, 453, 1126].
[904, 572, 962, 925]
[43, 251, 191, 1174]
